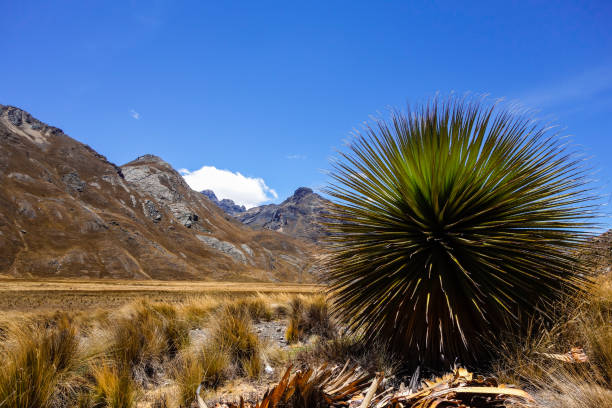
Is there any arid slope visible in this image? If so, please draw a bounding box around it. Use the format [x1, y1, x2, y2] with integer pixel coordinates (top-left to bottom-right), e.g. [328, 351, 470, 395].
[0, 105, 316, 281]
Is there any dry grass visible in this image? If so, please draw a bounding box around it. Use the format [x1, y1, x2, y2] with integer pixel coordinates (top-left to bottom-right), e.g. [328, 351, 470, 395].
[0, 316, 82, 408]
[229, 296, 274, 322]
[0, 285, 326, 408]
[295, 335, 399, 377]
[173, 344, 230, 407]
[172, 353, 205, 408]
[286, 295, 335, 344]
[180, 296, 220, 327]
[211, 305, 263, 379]
[3, 279, 610, 408]
[90, 365, 139, 408]
[110, 300, 191, 384]
[534, 380, 612, 408]
[491, 274, 612, 408]
[0, 280, 321, 313]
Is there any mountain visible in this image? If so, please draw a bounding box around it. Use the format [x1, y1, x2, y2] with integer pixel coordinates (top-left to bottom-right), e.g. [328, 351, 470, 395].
[579, 229, 612, 275]
[0, 105, 316, 281]
[201, 190, 246, 217]
[237, 187, 332, 243]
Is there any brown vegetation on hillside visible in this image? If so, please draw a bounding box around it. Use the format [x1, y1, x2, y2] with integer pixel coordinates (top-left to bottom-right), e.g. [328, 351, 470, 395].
[0, 105, 317, 281]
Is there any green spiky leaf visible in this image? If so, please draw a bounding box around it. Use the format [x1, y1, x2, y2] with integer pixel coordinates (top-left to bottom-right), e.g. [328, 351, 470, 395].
[324, 97, 597, 366]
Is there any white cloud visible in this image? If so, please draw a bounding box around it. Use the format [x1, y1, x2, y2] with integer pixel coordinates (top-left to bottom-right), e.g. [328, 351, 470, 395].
[286, 154, 307, 160]
[180, 166, 277, 208]
[130, 109, 140, 120]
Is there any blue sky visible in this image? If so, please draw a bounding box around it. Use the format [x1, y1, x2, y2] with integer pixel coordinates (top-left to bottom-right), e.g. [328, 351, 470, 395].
[2, 1, 612, 218]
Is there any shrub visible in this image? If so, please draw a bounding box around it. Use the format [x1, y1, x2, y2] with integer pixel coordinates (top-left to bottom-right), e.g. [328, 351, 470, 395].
[324, 97, 596, 366]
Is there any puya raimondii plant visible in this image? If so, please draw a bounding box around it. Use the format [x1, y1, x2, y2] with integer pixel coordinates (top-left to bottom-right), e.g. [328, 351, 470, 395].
[324, 96, 597, 367]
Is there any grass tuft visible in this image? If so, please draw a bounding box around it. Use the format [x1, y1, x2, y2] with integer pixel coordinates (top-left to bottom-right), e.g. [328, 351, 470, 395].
[110, 300, 190, 381]
[285, 295, 335, 343]
[224, 296, 273, 322]
[91, 365, 139, 408]
[172, 352, 204, 408]
[173, 344, 230, 406]
[211, 305, 262, 378]
[0, 316, 81, 408]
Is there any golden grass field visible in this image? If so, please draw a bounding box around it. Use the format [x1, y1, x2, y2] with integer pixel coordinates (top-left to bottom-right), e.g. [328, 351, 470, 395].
[0, 282, 342, 408]
[0, 277, 610, 408]
[0, 279, 322, 313]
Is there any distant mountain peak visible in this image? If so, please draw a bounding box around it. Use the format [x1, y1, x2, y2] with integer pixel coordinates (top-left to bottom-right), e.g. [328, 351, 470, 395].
[201, 190, 246, 216]
[0, 104, 65, 143]
[128, 154, 171, 167]
[237, 187, 331, 243]
[292, 187, 314, 199]
[201, 189, 219, 201]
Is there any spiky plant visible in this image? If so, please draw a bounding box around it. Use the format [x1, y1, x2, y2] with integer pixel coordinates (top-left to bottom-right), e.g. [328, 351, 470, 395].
[325, 97, 597, 366]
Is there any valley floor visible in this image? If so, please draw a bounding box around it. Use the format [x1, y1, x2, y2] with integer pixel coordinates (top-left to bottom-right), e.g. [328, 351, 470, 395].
[0, 279, 321, 312]
[0, 286, 344, 407]
[0, 277, 610, 408]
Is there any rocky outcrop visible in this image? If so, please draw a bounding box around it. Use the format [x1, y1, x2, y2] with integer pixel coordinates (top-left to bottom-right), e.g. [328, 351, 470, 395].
[197, 235, 247, 263]
[143, 200, 162, 223]
[0, 105, 64, 142]
[122, 155, 203, 229]
[202, 190, 246, 216]
[237, 187, 332, 243]
[0, 105, 317, 281]
[579, 229, 612, 274]
[62, 172, 86, 193]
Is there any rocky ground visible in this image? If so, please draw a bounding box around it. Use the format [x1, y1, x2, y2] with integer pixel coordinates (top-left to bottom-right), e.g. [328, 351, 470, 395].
[189, 320, 288, 350]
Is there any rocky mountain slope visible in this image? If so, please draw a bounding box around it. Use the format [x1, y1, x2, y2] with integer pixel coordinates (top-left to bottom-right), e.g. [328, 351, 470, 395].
[237, 187, 332, 243]
[0, 105, 316, 281]
[201, 190, 246, 217]
[579, 229, 612, 274]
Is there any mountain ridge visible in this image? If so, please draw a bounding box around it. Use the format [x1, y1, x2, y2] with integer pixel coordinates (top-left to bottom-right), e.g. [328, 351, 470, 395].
[200, 186, 334, 244]
[0, 104, 317, 281]
[201, 190, 247, 217]
[236, 187, 332, 243]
